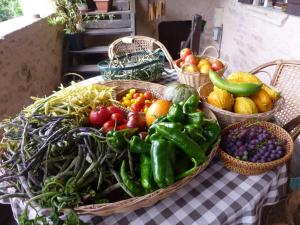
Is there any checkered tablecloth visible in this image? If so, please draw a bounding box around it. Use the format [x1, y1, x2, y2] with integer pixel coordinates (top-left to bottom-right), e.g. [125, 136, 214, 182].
[0, 70, 288, 225]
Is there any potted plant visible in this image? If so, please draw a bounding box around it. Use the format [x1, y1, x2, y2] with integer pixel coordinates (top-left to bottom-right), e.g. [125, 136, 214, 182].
[48, 0, 85, 51]
[93, 0, 112, 12]
[75, 0, 89, 12]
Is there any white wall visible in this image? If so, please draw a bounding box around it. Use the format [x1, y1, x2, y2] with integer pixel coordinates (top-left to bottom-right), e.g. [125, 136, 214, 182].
[221, 1, 300, 73]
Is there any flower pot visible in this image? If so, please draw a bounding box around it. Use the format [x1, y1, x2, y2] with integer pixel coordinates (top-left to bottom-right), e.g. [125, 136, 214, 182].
[93, 0, 112, 12]
[76, 3, 89, 12]
[65, 33, 85, 51]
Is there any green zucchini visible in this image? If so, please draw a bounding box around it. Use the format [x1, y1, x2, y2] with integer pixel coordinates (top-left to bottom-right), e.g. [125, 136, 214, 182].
[209, 71, 262, 96]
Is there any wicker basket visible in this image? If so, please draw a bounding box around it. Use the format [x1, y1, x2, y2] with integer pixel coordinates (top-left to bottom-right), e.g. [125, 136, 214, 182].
[74, 79, 220, 216]
[198, 82, 284, 127]
[218, 120, 294, 175]
[174, 46, 227, 88]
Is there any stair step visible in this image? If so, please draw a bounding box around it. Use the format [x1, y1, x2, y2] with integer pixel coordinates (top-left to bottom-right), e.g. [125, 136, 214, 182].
[69, 65, 99, 73]
[84, 27, 133, 35]
[69, 46, 109, 54]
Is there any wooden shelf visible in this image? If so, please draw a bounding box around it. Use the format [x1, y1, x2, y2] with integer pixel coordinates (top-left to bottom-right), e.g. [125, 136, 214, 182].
[84, 27, 133, 35]
[69, 46, 108, 54]
[84, 10, 131, 16]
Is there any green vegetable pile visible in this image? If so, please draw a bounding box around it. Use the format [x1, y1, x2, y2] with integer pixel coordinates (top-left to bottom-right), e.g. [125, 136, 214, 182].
[119, 95, 221, 193]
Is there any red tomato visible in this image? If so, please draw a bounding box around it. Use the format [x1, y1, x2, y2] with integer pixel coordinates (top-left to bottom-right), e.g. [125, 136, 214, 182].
[180, 48, 192, 60]
[133, 93, 140, 99]
[211, 60, 224, 71]
[130, 103, 142, 112]
[102, 120, 115, 133]
[111, 113, 125, 124]
[89, 106, 111, 127]
[107, 105, 125, 116]
[184, 55, 199, 65]
[144, 91, 152, 100]
[117, 124, 128, 130]
[136, 96, 145, 106]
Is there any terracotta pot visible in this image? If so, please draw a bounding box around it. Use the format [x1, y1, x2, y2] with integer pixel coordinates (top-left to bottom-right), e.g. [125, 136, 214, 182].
[93, 0, 112, 12]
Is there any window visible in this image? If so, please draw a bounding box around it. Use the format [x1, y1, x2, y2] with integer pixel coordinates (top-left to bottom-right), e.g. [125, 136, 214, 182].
[0, 0, 23, 22]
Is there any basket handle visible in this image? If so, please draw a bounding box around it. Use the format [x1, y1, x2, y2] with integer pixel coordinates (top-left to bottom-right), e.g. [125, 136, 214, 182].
[283, 115, 300, 140]
[108, 36, 174, 69]
[200, 46, 220, 58]
[251, 70, 273, 84]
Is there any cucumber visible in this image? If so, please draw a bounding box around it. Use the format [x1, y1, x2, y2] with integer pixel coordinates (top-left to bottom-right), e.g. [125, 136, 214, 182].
[209, 71, 262, 96]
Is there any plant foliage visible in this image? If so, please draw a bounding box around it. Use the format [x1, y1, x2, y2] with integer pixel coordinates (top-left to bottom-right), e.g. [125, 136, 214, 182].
[48, 0, 84, 34]
[0, 0, 23, 22]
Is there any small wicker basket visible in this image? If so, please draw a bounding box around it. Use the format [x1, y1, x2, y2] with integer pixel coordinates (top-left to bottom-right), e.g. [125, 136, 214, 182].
[174, 46, 227, 88]
[218, 120, 294, 175]
[198, 82, 284, 127]
[74, 79, 220, 216]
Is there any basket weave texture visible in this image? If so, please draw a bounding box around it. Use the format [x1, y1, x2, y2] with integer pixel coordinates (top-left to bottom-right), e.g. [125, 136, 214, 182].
[198, 82, 284, 127]
[219, 120, 294, 175]
[74, 80, 220, 216]
[99, 36, 174, 82]
[174, 46, 227, 88]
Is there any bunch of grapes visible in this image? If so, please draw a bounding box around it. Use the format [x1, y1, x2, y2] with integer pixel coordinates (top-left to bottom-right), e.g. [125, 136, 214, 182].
[221, 125, 286, 163]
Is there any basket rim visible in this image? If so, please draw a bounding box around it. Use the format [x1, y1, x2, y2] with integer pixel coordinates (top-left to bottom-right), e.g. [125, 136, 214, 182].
[97, 50, 165, 71]
[199, 83, 284, 119]
[218, 120, 294, 170]
[173, 56, 228, 75]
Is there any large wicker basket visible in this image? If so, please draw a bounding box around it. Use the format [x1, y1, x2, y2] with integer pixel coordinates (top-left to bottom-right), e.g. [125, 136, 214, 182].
[74, 79, 220, 216]
[218, 120, 294, 175]
[174, 46, 227, 88]
[198, 82, 284, 127]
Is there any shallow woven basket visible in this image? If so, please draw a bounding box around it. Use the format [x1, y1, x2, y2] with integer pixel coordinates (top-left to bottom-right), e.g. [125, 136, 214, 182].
[174, 46, 227, 88]
[218, 120, 294, 175]
[74, 80, 220, 216]
[198, 82, 284, 127]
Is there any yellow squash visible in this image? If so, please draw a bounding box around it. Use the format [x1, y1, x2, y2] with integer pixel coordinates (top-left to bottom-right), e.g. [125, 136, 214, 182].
[207, 86, 234, 111]
[250, 89, 273, 113]
[234, 97, 258, 114]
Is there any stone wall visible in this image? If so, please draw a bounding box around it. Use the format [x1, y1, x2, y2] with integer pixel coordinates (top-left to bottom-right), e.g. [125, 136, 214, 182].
[0, 18, 63, 121]
[221, 1, 300, 74]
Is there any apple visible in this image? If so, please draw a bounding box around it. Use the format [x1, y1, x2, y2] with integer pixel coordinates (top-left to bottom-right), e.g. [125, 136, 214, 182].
[184, 55, 199, 66]
[182, 64, 199, 73]
[198, 58, 211, 67]
[180, 48, 192, 60]
[211, 60, 224, 71]
[199, 64, 212, 74]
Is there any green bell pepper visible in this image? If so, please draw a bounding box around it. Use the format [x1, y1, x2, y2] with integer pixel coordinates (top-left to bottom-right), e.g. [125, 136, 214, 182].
[150, 139, 174, 188]
[167, 103, 185, 122]
[120, 160, 144, 196]
[155, 125, 206, 165]
[176, 158, 198, 180]
[140, 154, 156, 190]
[107, 128, 137, 151]
[200, 121, 221, 153]
[187, 112, 204, 126]
[129, 136, 151, 154]
[184, 124, 206, 142]
[183, 95, 199, 113]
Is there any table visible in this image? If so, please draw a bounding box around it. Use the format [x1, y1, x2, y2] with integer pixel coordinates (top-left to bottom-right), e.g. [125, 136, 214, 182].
[0, 70, 288, 225]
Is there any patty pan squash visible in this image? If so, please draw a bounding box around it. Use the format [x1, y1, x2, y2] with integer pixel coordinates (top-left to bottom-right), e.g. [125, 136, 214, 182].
[207, 86, 234, 111]
[250, 89, 273, 113]
[234, 97, 258, 114]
